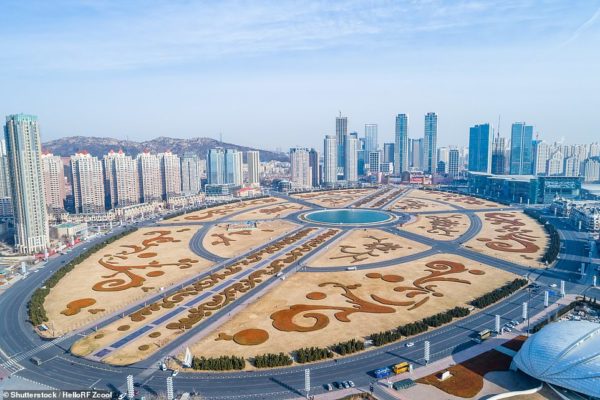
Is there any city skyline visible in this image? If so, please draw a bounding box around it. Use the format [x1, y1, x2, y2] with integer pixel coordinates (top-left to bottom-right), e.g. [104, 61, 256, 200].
[1, 1, 599, 149]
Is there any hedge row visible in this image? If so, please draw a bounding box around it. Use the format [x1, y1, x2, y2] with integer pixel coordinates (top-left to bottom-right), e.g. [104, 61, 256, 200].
[191, 355, 245, 371]
[294, 347, 333, 364]
[541, 223, 560, 264]
[370, 306, 470, 347]
[253, 352, 293, 368]
[28, 227, 138, 326]
[332, 339, 365, 355]
[469, 278, 528, 309]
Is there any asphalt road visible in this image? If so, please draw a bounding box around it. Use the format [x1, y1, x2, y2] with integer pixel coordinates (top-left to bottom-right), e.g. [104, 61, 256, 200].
[0, 191, 596, 399]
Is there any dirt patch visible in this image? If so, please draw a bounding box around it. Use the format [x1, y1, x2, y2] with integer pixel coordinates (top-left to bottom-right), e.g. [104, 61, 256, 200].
[502, 335, 527, 352]
[401, 213, 470, 241]
[417, 349, 513, 398]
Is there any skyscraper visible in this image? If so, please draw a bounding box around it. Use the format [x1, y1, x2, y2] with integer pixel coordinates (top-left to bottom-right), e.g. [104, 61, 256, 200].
[394, 114, 408, 175]
[323, 135, 337, 186]
[246, 151, 260, 186]
[4, 114, 49, 254]
[423, 112, 438, 174]
[368, 151, 381, 174]
[207, 148, 225, 185]
[383, 143, 394, 164]
[137, 151, 163, 202]
[336, 115, 347, 173]
[509, 122, 534, 175]
[289, 148, 312, 188]
[468, 123, 492, 173]
[564, 156, 581, 177]
[308, 148, 320, 187]
[409, 138, 424, 170]
[0, 139, 10, 198]
[181, 152, 202, 194]
[159, 151, 181, 198]
[344, 134, 358, 183]
[71, 152, 105, 214]
[224, 149, 243, 185]
[448, 149, 460, 177]
[104, 150, 139, 208]
[437, 147, 449, 173]
[364, 124, 378, 153]
[41, 152, 66, 213]
[491, 135, 506, 175]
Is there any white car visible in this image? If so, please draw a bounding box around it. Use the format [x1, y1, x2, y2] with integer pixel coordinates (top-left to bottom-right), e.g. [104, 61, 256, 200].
[172, 370, 179, 377]
[405, 342, 414, 347]
[550, 283, 558, 288]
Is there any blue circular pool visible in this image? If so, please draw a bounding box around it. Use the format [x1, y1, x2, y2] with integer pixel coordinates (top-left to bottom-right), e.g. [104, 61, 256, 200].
[303, 209, 394, 225]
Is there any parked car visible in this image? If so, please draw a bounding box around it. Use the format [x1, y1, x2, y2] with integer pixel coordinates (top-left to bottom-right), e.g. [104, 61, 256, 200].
[348, 381, 355, 388]
[172, 370, 179, 377]
[324, 383, 333, 391]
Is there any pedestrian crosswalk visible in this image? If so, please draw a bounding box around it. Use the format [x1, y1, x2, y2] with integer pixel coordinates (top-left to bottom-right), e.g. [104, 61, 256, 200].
[0, 332, 75, 373]
[0, 357, 23, 376]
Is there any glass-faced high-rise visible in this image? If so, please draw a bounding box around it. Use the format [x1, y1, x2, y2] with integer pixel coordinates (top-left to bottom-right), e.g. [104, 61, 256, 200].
[4, 114, 49, 254]
[336, 115, 347, 173]
[423, 112, 438, 174]
[509, 122, 534, 175]
[323, 135, 337, 185]
[468, 123, 492, 173]
[207, 148, 225, 185]
[364, 124, 378, 153]
[394, 114, 408, 175]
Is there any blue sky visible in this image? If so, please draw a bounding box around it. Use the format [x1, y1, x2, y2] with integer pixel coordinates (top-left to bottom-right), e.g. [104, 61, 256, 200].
[1, 0, 599, 150]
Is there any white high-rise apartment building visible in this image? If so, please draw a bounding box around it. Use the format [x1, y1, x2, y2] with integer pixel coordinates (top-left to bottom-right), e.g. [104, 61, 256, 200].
[589, 143, 600, 158]
[344, 135, 358, 182]
[0, 139, 10, 198]
[323, 135, 337, 185]
[41, 152, 66, 212]
[533, 141, 550, 175]
[246, 151, 260, 186]
[104, 150, 139, 208]
[423, 112, 438, 174]
[181, 153, 201, 194]
[583, 159, 600, 182]
[564, 156, 581, 177]
[546, 151, 564, 176]
[289, 148, 312, 188]
[4, 114, 49, 254]
[159, 152, 181, 198]
[137, 152, 163, 202]
[437, 147, 449, 173]
[71, 152, 105, 214]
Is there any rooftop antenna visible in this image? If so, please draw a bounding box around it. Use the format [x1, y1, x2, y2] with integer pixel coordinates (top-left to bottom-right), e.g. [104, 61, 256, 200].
[496, 114, 501, 138]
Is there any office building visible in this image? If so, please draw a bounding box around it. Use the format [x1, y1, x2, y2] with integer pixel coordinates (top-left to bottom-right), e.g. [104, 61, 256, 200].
[509, 122, 534, 175]
[0, 139, 10, 198]
[423, 112, 438, 174]
[225, 149, 243, 186]
[137, 151, 163, 202]
[468, 123, 492, 173]
[104, 150, 139, 209]
[336, 115, 347, 172]
[289, 148, 312, 189]
[246, 151, 260, 186]
[308, 148, 320, 187]
[71, 152, 105, 214]
[4, 114, 49, 254]
[207, 148, 226, 185]
[368, 151, 381, 174]
[344, 134, 358, 183]
[323, 135, 337, 185]
[394, 114, 409, 175]
[383, 142, 394, 164]
[491, 135, 506, 175]
[364, 124, 378, 153]
[181, 152, 202, 194]
[41, 152, 66, 212]
[437, 147, 449, 174]
[448, 149, 460, 178]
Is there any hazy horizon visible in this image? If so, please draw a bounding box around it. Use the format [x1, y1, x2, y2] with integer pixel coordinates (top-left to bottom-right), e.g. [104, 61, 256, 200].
[1, 0, 599, 151]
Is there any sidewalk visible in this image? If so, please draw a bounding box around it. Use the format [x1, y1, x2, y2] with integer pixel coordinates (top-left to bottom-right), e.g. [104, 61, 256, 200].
[314, 293, 577, 400]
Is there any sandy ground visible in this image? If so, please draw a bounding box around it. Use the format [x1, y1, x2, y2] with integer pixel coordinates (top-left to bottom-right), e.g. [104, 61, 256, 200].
[227, 201, 309, 221]
[187, 253, 514, 364]
[291, 189, 377, 208]
[163, 197, 285, 223]
[464, 211, 548, 268]
[306, 229, 430, 267]
[44, 226, 214, 336]
[409, 190, 503, 210]
[202, 220, 299, 258]
[388, 196, 457, 212]
[401, 213, 471, 241]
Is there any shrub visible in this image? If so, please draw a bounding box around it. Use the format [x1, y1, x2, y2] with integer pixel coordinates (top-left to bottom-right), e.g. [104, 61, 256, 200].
[332, 339, 365, 355]
[294, 347, 333, 363]
[253, 352, 293, 368]
[192, 355, 245, 371]
[470, 279, 528, 309]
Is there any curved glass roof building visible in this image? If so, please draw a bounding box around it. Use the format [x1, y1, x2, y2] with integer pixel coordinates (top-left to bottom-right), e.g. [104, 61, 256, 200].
[513, 321, 600, 398]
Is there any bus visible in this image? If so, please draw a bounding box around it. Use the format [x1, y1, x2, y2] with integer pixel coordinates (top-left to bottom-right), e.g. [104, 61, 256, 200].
[393, 362, 409, 374]
[477, 329, 492, 341]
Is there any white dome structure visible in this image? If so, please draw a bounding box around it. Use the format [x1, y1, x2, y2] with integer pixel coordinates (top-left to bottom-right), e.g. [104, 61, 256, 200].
[513, 321, 600, 398]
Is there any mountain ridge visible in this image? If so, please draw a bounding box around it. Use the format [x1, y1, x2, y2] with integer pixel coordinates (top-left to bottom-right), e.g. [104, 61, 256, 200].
[42, 136, 289, 162]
